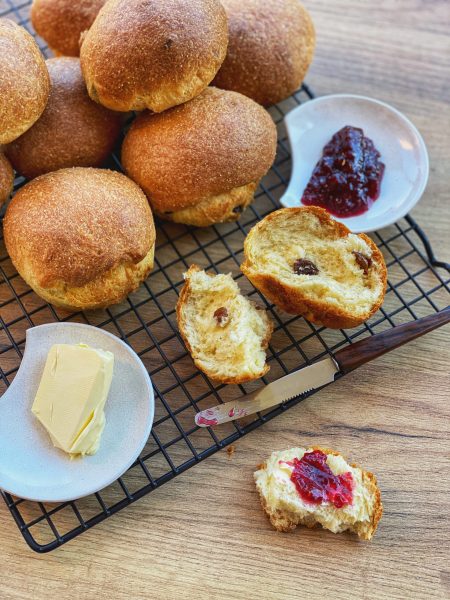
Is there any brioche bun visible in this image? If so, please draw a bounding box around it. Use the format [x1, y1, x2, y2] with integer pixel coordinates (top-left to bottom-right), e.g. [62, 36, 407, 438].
[241, 207, 387, 329]
[6, 57, 122, 179]
[80, 0, 228, 113]
[122, 87, 277, 226]
[213, 0, 315, 106]
[4, 168, 156, 311]
[31, 0, 106, 57]
[177, 265, 273, 384]
[0, 153, 14, 206]
[0, 19, 50, 144]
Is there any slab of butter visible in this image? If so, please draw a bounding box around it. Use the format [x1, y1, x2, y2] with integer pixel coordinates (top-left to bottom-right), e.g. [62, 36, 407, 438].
[32, 344, 114, 458]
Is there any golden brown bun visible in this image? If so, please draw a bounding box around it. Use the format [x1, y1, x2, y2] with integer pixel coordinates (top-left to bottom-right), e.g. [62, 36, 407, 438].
[122, 87, 277, 226]
[241, 207, 387, 329]
[0, 19, 50, 144]
[255, 446, 383, 540]
[6, 57, 122, 180]
[0, 153, 14, 206]
[31, 0, 106, 57]
[4, 168, 156, 311]
[213, 0, 315, 106]
[80, 0, 228, 113]
[177, 265, 273, 384]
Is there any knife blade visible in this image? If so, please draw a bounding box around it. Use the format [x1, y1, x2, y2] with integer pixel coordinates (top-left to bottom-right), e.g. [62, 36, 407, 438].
[195, 356, 339, 427]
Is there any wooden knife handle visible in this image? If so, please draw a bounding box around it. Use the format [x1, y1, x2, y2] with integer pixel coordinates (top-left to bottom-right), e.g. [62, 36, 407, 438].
[334, 306, 450, 374]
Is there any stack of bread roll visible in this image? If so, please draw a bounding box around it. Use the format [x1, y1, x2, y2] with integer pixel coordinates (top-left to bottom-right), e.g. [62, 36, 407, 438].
[0, 0, 316, 313]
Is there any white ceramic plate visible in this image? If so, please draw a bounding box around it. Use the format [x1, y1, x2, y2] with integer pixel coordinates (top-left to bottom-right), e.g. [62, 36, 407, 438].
[0, 323, 154, 503]
[280, 94, 429, 233]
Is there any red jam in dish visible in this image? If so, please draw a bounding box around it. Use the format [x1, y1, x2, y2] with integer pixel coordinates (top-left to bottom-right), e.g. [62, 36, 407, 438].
[302, 125, 385, 217]
[282, 449, 354, 508]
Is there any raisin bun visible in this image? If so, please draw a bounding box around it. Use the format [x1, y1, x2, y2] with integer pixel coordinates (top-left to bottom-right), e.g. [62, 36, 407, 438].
[0, 153, 14, 207]
[6, 57, 122, 180]
[0, 19, 50, 144]
[4, 168, 156, 311]
[80, 0, 228, 112]
[31, 0, 107, 57]
[255, 446, 382, 540]
[213, 0, 315, 106]
[122, 87, 277, 227]
[177, 265, 273, 383]
[241, 207, 387, 329]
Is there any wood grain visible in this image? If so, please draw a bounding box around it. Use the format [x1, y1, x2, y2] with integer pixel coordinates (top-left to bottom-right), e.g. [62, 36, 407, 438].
[1, 1, 450, 599]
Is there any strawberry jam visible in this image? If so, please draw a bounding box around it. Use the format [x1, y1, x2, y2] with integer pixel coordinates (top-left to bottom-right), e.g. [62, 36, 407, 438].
[285, 449, 354, 508]
[302, 125, 385, 217]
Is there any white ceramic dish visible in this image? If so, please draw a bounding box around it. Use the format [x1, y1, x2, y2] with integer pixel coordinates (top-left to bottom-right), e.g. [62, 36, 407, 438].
[280, 94, 429, 233]
[0, 323, 154, 503]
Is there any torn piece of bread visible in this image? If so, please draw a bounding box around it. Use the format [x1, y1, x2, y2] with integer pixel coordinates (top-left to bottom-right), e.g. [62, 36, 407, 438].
[177, 265, 273, 384]
[255, 446, 382, 540]
[241, 206, 387, 329]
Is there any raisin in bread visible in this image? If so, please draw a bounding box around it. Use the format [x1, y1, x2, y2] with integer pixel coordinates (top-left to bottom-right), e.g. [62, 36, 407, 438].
[255, 446, 382, 540]
[241, 206, 387, 329]
[177, 265, 273, 384]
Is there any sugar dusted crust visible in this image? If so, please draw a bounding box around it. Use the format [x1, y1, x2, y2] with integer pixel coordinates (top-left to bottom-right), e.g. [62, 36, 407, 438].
[255, 446, 383, 541]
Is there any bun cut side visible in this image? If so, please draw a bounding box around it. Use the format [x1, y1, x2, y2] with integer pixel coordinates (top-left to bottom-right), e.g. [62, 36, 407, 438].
[241, 207, 387, 329]
[80, 0, 229, 113]
[0, 19, 50, 144]
[4, 168, 156, 311]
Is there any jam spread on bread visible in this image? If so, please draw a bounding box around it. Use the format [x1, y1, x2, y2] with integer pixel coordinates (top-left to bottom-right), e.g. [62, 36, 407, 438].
[283, 449, 354, 508]
[302, 126, 385, 217]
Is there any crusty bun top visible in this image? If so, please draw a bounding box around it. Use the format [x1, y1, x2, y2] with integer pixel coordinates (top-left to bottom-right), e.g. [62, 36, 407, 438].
[80, 0, 228, 113]
[31, 0, 107, 57]
[213, 0, 315, 106]
[4, 168, 155, 289]
[122, 87, 277, 213]
[6, 57, 123, 180]
[0, 153, 14, 206]
[0, 19, 50, 145]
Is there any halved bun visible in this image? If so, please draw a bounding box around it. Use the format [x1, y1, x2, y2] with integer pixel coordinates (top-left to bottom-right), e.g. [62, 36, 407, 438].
[80, 0, 228, 112]
[31, 0, 106, 57]
[0, 19, 50, 144]
[4, 168, 156, 311]
[241, 206, 387, 329]
[255, 446, 382, 540]
[122, 87, 277, 226]
[214, 0, 315, 106]
[177, 265, 273, 384]
[0, 153, 14, 206]
[6, 57, 122, 179]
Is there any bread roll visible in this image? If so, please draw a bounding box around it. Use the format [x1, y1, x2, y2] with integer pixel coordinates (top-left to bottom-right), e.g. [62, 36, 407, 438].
[213, 0, 315, 106]
[122, 87, 277, 226]
[80, 0, 228, 112]
[31, 0, 106, 57]
[255, 446, 382, 540]
[0, 154, 14, 207]
[6, 57, 122, 180]
[177, 265, 273, 383]
[0, 19, 50, 144]
[4, 168, 156, 311]
[241, 207, 387, 329]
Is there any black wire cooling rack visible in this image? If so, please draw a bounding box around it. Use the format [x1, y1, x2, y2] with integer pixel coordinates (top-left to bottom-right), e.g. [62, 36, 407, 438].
[1, 0, 449, 553]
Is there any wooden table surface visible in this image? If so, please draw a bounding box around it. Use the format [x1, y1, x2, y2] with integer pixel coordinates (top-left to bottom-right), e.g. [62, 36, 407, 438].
[1, 1, 449, 599]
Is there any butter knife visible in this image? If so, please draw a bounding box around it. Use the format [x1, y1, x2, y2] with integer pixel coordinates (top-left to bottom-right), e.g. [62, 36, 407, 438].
[195, 307, 450, 427]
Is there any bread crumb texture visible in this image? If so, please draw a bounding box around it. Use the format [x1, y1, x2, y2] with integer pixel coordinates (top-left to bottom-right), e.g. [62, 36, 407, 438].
[255, 446, 382, 540]
[242, 207, 387, 328]
[177, 265, 273, 384]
